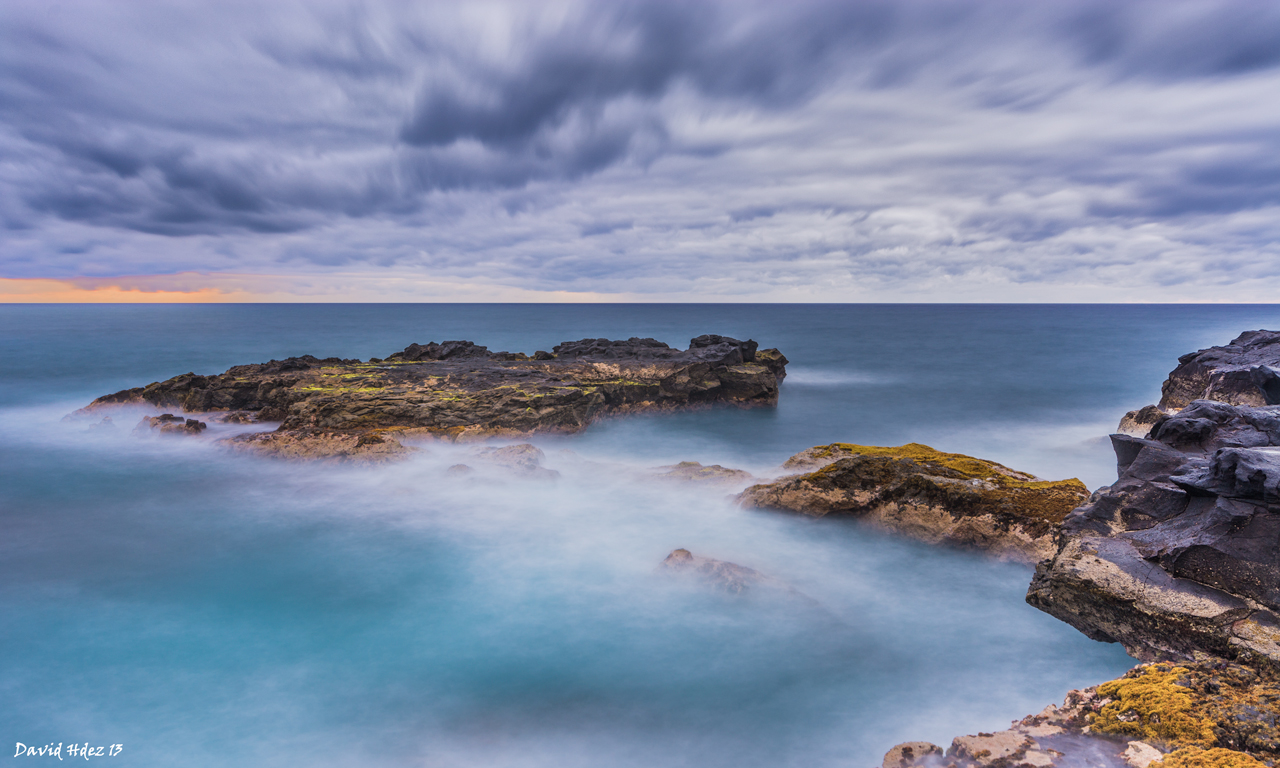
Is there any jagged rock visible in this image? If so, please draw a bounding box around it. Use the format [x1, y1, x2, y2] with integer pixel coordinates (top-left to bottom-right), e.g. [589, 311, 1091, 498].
[1120, 405, 1169, 437]
[74, 336, 787, 460]
[1160, 331, 1280, 411]
[652, 461, 755, 486]
[1029, 399, 1280, 668]
[739, 443, 1088, 563]
[134, 413, 207, 436]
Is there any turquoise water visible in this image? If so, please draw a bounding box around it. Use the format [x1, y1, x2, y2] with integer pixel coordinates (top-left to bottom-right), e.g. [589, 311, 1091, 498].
[3, 304, 1278, 767]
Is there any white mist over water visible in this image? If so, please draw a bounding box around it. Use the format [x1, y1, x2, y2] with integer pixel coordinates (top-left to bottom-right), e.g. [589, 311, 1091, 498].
[6, 304, 1280, 767]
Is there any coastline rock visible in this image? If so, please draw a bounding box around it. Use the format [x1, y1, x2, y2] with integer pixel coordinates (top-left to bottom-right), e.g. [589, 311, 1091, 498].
[75, 336, 787, 459]
[738, 443, 1088, 563]
[1160, 331, 1280, 411]
[1028, 400, 1280, 667]
[886, 660, 1280, 768]
[652, 461, 755, 486]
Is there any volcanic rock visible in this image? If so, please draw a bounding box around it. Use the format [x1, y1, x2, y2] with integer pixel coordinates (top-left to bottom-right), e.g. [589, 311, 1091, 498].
[1160, 331, 1280, 411]
[76, 336, 787, 459]
[738, 443, 1089, 563]
[1028, 399, 1280, 668]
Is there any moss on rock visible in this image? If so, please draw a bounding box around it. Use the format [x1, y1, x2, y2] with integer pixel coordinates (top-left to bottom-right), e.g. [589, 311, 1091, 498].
[1151, 747, 1267, 768]
[1093, 665, 1218, 748]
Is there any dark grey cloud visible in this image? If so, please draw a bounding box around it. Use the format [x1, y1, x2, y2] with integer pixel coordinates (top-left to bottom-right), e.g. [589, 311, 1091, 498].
[2, 0, 1280, 299]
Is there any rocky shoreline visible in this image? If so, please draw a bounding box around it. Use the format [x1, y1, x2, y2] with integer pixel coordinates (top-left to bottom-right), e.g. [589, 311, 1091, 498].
[886, 330, 1280, 768]
[72, 327, 1280, 767]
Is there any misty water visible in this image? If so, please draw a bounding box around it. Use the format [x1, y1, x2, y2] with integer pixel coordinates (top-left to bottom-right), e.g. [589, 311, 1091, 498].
[6, 304, 1280, 767]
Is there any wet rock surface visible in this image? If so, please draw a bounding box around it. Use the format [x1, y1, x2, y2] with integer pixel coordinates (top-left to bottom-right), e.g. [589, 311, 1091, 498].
[76, 336, 787, 458]
[1028, 400, 1280, 667]
[738, 443, 1088, 562]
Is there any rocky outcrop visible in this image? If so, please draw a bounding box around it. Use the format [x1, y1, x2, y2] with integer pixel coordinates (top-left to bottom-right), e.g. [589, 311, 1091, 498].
[76, 336, 787, 458]
[1028, 400, 1280, 668]
[1160, 331, 1280, 411]
[738, 443, 1089, 563]
[885, 660, 1280, 768]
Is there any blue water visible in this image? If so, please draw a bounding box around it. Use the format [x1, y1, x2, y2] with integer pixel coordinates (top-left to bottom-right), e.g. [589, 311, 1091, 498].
[2, 304, 1278, 767]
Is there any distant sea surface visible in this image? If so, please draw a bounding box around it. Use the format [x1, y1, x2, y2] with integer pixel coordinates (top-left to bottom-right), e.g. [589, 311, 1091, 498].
[3, 304, 1278, 767]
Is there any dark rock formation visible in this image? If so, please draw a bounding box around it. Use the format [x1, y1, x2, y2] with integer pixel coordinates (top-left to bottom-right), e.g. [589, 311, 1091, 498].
[1028, 400, 1280, 667]
[76, 336, 787, 458]
[738, 443, 1089, 562]
[1160, 331, 1280, 411]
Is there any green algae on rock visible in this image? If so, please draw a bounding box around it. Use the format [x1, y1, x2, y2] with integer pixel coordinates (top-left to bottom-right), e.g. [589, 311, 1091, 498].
[76, 335, 788, 460]
[740, 443, 1088, 562]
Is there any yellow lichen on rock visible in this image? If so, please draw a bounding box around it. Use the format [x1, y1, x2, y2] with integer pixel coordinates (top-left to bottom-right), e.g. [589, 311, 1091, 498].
[1092, 665, 1217, 748]
[1150, 747, 1267, 768]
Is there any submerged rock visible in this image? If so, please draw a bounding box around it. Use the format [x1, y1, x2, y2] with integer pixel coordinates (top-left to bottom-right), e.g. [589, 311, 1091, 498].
[660, 548, 768, 594]
[1028, 400, 1280, 667]
[470, 443, 559, 479]
[738, 443, 1088, 563]
[134, 413, 207, 436]
[75, 335, 788, 460]
[652, 461, 755, 486]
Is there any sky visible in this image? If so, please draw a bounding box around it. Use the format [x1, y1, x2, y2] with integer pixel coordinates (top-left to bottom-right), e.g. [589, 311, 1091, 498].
[2, 0, 1280, 303]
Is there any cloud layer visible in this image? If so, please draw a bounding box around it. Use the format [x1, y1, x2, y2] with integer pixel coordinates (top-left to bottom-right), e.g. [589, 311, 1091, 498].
[3, 0, 1280, 301]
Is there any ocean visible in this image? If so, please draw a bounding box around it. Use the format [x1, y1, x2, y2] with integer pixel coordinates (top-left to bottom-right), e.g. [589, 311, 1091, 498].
[3, 303, 1278, 767]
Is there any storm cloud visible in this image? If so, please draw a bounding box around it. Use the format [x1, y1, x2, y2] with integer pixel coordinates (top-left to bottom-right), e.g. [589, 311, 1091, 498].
[2, 0, 1280, 300]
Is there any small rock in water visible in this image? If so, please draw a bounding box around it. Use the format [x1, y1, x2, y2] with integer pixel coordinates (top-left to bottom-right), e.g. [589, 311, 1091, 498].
[652, 461, 754, 485]
[135, 414, 207, 436]
[660, 549, 766, 594]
